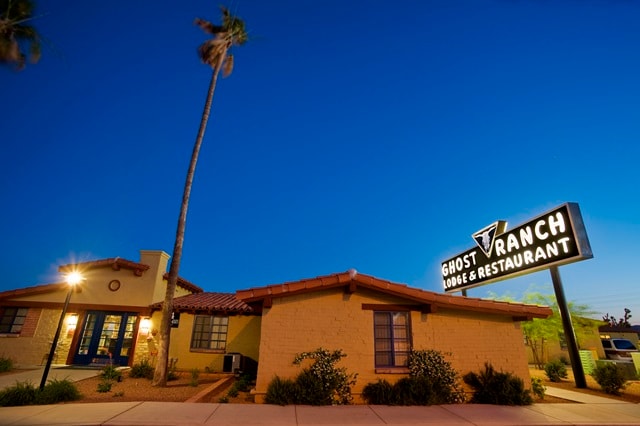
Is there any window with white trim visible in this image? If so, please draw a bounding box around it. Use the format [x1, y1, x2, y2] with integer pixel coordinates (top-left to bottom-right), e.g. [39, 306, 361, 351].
[190, 315, 228, 350]
[0, 307, 28, 334]
[374, 311, 411, 367]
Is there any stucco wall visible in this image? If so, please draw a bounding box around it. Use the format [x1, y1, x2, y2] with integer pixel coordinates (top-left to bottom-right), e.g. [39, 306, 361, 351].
[138, 312, 261, 372]
[253, 287, 532, 403]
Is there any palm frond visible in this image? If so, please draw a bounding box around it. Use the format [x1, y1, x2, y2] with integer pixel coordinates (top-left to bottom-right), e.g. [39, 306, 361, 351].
[222, 54, 233, 77]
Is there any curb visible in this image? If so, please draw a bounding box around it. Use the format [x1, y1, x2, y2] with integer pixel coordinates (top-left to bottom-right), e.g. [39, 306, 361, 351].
[185, 376, 235, 403]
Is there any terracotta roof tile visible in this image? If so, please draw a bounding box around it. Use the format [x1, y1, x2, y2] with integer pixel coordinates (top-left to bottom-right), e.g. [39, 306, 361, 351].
[0, 282, 68, 300]
[151, 292, 252, 314]
[59, 257, 150, 276]
[236, 270, 552, 320]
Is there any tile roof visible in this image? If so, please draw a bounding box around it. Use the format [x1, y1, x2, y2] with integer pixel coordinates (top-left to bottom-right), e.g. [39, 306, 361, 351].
[151, 292, 252, 314]
[0, 282, 68, 300]
[236, 269, 552, 320]
[59, 257, 150, 276]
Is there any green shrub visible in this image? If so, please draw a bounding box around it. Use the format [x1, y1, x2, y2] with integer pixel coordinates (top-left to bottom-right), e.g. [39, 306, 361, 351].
[189, 368, 200, 387]
[264, 348, 357, 405]
[592, 363, 627, 395]
[100, 365, 122, 381]
[97, 379, 113, 393]
[235, 374, 253, 392]
[407, 350, 466, 404]
[292, 348, 357, 405]
[264, 376, 297, 405]
[218, 396, 229, 403]
[167, 363, 179, 381]
[0, 381, 38, 407]
[463, 363, 533, 405]
[530, 377, 546, 399]
[361, 350, 465, 406]
[37, 379, 81, 404]
[544, 360, 568, 382]
[130, 359, 154, 379]
[362, 379, 396, 405]
[0, 356, 14, 373]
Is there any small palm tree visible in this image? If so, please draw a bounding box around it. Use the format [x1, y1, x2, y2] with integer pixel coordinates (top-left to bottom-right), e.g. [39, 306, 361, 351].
[0, 0, 41, 69]
[152, 6, 248, 387]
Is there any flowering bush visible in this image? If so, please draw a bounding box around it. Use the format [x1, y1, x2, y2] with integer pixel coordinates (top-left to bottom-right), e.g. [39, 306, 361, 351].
[293, 348, 358, 405]
[265, 348, 357, 405]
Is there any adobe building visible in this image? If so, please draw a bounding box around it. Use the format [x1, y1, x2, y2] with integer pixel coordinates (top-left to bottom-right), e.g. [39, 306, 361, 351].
[1, 250, 553, 402]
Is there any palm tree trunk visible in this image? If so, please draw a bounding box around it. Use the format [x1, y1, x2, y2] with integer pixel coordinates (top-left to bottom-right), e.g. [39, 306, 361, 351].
[152, 64, 223, 387]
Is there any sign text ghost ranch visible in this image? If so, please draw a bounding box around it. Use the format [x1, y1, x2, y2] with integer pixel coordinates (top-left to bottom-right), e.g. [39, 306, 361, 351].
[442, 203, 593, 293]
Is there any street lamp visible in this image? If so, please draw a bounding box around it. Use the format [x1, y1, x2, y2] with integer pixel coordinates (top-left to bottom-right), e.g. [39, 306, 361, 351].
[39, 271, 82, 390]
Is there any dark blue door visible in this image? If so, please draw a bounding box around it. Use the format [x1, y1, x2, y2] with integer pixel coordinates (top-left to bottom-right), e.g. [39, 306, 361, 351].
[73, 312, 138, 366]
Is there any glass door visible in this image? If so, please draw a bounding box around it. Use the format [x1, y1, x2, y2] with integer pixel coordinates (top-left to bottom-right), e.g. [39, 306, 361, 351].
[73, 312, 138, 366]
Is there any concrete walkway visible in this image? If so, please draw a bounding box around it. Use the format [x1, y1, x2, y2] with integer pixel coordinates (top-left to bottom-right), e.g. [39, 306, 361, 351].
[1, 367, 639, 425]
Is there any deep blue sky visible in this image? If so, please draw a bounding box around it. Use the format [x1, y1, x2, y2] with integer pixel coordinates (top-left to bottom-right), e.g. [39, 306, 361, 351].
[2, 0, 638, 324]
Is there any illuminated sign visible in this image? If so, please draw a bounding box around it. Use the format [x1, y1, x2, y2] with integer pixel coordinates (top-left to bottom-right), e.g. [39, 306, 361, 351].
[442, 203, 593, 293]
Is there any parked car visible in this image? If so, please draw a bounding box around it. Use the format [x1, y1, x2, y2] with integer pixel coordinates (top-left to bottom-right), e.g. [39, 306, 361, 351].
[601, 338, 639, 362]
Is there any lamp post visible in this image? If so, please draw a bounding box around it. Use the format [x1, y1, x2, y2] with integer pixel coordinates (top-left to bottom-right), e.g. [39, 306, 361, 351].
[39, 271, 82, 390]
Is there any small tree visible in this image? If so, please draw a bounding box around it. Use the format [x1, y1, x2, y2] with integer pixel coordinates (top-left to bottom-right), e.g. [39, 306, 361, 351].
[489, 287, 599, 369]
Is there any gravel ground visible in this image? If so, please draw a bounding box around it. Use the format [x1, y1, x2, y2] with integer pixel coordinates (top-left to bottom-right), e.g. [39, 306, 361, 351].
[72, 371, 231, 403]
[529, 367, 640, 404]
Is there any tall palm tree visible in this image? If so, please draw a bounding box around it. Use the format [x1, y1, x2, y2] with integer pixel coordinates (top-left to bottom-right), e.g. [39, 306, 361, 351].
[0, 0, 41, 69]
[152, 6, 248, 387]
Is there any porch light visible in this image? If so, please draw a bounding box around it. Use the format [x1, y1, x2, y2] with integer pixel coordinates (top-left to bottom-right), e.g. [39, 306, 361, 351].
[66, 313, 78, 329]
[140, 317, 151, 335]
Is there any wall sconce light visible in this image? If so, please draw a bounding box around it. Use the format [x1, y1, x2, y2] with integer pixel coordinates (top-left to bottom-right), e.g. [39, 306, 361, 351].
[140, 317, 151, 335]
[66, 314, 78, 331]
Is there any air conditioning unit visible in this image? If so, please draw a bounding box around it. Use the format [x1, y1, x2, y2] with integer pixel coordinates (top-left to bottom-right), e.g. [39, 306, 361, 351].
[223, 353, 242, 373]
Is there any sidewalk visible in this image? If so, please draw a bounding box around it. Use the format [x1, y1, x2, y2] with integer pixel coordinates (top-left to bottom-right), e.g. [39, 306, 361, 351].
[1, 367, 639, 425]
[0, 365, 101, 391]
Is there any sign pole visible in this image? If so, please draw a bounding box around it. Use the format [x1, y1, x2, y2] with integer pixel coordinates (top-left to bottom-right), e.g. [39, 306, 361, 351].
[550, 266, 586, 388]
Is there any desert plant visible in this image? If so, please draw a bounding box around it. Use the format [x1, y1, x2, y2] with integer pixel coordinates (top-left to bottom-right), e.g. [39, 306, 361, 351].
[544, 359, 568, 382]
[36, 379, 81, 404]
[218, 395, 229, 403]
[189, 368, 200, 387]
[130, 359, 154, 379]
[463, 363, 533, 405]
[100, 365, 122, 381]
[0, 356, 13, 373]
[592, 363, 627, 395]
[167, 361, 179, 381]
[264, 376, 297, 405]
[0, 381, 37, 406]
[530, 377, 546, 399]
[97, 379, 113, 393]
[234, 374, 253, 392]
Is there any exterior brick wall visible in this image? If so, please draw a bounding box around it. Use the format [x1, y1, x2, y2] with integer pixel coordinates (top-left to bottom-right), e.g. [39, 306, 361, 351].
[0, 308, 64, 366]
[19, 308, 41, 337]
[252, 287, 533, 403]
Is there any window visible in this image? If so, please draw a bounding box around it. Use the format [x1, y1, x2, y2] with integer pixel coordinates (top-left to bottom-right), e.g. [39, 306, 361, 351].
[190, 315, 228, 350]
[0, 307, 28, 334]
[374, 311, 411, 367]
